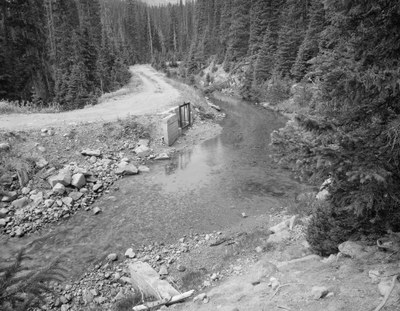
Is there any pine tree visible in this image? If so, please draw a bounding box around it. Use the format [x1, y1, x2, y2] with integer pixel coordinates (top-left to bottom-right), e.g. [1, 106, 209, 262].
[248, 0, 270, 56]
[291, 0, 325, 81]
[254, 27, 276, 82]
[226, 0, 251, 62]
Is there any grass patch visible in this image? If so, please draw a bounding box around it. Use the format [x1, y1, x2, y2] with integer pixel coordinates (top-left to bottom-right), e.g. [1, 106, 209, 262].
[0, 101, 60, 115]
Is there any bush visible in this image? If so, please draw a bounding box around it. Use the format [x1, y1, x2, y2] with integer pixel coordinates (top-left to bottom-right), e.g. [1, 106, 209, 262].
[306, 201, 363, 256]
[264, 76, 292, 105]
[0, 250, 65, 311]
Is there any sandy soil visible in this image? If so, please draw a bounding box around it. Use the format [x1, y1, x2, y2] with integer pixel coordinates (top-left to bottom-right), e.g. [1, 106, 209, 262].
[0, 65, 180, 131]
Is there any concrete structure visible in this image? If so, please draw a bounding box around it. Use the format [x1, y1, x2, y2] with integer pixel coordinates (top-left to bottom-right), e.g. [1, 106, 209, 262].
[162, 103, 192, 146]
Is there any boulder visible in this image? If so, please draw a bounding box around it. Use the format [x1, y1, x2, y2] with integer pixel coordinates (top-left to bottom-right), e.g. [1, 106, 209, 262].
[48, 169, 72, 187]
[135, 145, 151, 157]
[115, 163, 139, 176]
[71, 173, 86, 189]
[338, 241, 369, 259]
[81, 149, 101, 157]
[12, 197, 30, 209]
[53, 183, 66, 195]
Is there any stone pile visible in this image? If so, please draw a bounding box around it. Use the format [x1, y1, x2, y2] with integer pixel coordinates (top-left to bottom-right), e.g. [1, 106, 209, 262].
[0, 147, 158, 237]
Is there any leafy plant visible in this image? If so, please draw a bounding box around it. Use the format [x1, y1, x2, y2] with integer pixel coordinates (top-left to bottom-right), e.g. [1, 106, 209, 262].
[0, 249, 65, 311]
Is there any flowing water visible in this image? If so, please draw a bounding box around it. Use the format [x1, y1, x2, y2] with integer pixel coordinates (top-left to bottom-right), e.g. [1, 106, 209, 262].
[0, 93, 302, 278]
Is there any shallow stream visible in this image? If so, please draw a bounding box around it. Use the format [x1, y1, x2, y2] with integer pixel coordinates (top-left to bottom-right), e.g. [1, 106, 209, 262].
[0, 93, 302, 278]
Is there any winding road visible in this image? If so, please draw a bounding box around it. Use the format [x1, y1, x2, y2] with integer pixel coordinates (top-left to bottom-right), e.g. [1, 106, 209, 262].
[0, 65, 180, 131]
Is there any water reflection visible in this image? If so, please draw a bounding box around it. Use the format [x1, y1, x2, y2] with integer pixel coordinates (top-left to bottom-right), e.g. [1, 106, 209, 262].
[154, 135, 225, 193]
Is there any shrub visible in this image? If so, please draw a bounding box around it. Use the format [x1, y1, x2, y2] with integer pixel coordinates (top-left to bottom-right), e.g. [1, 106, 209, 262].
[306, 201, 358, 256]
[0, 250, 65, 311]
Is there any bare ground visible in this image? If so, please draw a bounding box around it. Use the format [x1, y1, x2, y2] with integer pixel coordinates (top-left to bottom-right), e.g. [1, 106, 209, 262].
[0, 65, 182, 131]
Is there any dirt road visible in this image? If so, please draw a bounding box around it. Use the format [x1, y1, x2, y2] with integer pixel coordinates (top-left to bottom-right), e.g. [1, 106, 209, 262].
[0, 65, 180, 131]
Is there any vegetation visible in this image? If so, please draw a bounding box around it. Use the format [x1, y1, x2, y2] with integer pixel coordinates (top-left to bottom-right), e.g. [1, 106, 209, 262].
[0, 249, 65, 311]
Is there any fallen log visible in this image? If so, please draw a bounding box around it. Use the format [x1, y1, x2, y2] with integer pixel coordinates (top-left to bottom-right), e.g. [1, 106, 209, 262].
[207, 101, 221, 111]
[132, 290, 195, 311]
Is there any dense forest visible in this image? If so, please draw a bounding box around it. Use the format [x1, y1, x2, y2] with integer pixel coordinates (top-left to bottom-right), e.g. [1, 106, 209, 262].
[0, 0, 195, 109]
[2, 0, 400, 253]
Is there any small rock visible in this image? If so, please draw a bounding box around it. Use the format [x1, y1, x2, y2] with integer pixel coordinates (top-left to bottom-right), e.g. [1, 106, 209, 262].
[138, 165, 150, 173]
[12, 197, 29, 209]
[211, 273, 218, 280]
[59, 296, 68, 304]
[53, 183, 66, 195]
[36, 158, 49, 169]
[255, 246, 263, 253]
[71, 173, 86, 189]
[125, 248, 136, 258]
[93, 207, 102, 215]
[0, 219, 7, 227]
[177, 265, 186, 272]
[135, 145, 151, 157]
[378, 279, 393, 296]
[21, 187, 31, 195]
[137, 139, 150, 147]
[269, 277, 280, 290]
[93, 183, 103, 192]
[241, 212, 248, 218]
[321, 254, 338, 264]
[1, 191, 17, 202]
[48, 169, 72, 187]
[82, 289, 94, 304]
[338, 241, 367, 259]
[159, 265, 169, 276]
[107, 253, 118, 261]
[311, 286, 329, 299]
[155, 153, 170, 160]
[0, 142, 11, 151]
[69, 192, 83, 201]
[81, 149, 101, 157]
[37, 146, 46, 152]
[62, 197, 73, 206]
[89, 289, 99, 297]
[193, 293, 207, 302]
[60, 304, 70, 311]
[368, 270, 381, 284]
[0, 207, 9, 218]
[115, 163, 139, 176]
[203, 280, 211, 287]
[15, 227, 24, 237]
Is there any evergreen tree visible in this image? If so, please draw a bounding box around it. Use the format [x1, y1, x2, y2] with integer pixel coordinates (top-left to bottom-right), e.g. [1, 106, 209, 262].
[291, 0, 325, 81]
[248, 0, 270, 55]
[226, 0, 251, 62]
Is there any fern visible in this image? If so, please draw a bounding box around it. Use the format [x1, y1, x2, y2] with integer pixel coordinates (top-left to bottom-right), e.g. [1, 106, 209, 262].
[0, 249, 66, 311]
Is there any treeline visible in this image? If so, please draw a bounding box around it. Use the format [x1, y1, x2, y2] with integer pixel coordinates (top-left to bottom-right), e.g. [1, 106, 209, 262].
[183, 0, 324, 97]
[0, 0, 195, 110]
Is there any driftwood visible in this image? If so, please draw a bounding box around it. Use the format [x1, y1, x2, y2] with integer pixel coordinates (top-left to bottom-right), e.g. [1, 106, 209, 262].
[132, 290, 195, 311]
[207, 101, 221, 111]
